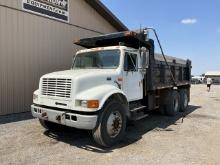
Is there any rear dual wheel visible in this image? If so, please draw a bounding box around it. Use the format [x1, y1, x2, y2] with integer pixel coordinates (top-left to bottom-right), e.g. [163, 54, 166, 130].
[179, 89, 189, 112]
[164, 89, 189, 116]
[165, 90, 180, 116]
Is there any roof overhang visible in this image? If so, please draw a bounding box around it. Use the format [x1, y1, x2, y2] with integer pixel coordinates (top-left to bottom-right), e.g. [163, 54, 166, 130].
[205, 72, 220, 76]
[85, 0, 128, 31]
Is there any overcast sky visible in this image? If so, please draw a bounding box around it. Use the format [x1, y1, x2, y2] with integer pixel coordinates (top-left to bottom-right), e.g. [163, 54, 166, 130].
[102, 0, 220, 75]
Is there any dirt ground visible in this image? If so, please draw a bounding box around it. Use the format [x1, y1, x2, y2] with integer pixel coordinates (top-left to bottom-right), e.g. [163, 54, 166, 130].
[0, 85, 220, 165]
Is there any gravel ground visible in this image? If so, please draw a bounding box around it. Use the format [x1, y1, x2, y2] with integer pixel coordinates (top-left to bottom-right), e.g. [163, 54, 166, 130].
[0, 85, 220, 165]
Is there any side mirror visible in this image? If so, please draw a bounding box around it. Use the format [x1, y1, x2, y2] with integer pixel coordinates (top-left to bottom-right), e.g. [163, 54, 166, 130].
[141, 47, 147, 66]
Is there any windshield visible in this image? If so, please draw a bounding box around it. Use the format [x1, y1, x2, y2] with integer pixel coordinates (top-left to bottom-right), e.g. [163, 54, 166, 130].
[72, 50, 120, 69]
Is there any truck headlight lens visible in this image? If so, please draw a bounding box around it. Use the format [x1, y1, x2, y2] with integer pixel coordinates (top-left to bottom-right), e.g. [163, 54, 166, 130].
[81, 100, 88, 107]
[81, 100, 99, 108]
[33, 93, 38, 101]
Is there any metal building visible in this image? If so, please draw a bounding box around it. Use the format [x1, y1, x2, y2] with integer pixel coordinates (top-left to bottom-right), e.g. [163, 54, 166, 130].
[205, 71, 220, 84]
[0, 0, 127, 115]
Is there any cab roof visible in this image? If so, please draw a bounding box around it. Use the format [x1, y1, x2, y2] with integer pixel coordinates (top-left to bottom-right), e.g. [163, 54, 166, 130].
[76, 46, 136, 54]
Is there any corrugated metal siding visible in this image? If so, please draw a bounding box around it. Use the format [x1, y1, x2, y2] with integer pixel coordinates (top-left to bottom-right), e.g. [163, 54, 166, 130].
[69, 0, 117, 33]
[0, 0, 117, 33]
[0, 1, 118, 115]
[0, 0, 20, 9]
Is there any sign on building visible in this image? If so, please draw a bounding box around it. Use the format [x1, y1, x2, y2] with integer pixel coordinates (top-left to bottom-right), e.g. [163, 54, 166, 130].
[22, 0, 69, 22]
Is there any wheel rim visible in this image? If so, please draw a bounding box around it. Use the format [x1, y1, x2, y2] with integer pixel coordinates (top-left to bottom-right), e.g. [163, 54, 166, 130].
[184, 93, 188, 108]
[174, 98, 179, 112]
[106, 111, 122, 138]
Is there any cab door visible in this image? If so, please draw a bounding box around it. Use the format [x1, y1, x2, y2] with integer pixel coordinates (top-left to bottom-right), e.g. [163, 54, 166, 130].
[123, 51, 143, 101]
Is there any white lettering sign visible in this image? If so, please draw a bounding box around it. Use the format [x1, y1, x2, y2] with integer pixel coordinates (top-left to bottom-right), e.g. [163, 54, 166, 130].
[22, 0, 69, 22]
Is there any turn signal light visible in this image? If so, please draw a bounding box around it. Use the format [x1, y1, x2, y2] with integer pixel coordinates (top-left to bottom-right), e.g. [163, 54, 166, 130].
[125, 31, 137, 37]
[87, 100, 99, 108]
[118, 77, 123, 82]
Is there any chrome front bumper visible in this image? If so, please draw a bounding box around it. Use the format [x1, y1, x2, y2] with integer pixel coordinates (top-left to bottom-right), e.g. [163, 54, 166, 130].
[31, 105, 98, 130]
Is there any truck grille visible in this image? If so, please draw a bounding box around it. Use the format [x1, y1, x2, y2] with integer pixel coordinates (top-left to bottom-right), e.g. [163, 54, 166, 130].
[41, 78, 72, 98]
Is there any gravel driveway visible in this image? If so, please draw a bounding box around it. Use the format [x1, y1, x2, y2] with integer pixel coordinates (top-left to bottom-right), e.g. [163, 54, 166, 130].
[0, 85, 220, 165]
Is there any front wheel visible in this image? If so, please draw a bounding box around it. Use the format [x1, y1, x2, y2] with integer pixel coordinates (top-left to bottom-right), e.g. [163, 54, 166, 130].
[92, 100, 127, 147]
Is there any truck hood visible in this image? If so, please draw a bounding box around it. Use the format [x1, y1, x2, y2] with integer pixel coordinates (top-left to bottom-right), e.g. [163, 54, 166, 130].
[42, 69, 118, 79]
[41, 69, 121, 97]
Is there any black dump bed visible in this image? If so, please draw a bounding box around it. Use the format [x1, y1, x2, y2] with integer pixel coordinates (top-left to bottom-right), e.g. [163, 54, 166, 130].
[75, 31, 191, 90]
[153, 53, 191, 90]
[75, 31, 151, 49]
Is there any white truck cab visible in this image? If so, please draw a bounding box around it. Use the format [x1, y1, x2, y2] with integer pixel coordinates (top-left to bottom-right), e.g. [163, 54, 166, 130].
[31, 30, 191, 147]
[32, 46, 145, 133]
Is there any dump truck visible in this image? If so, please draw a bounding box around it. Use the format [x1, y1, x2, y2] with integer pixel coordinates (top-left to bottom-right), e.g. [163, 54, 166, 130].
[31, 28, 191, 147]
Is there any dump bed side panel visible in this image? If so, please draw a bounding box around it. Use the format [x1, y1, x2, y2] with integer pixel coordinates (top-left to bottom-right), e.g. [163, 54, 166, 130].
[150, 54, 191, 90]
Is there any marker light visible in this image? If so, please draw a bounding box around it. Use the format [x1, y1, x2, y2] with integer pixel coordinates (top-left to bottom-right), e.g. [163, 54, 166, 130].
[81, 100, 99, 108]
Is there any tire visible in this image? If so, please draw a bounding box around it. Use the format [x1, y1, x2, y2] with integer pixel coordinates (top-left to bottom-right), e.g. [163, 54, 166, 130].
[92, 100, 127, 147]
[158, 105, 165, 115]
[179, 89, 189, 112]
[164, 90, 180, 116]
[39, 119, 60, 131]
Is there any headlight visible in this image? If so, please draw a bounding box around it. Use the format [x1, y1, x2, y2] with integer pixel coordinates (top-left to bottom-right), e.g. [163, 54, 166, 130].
[81, 100, 88, 107]
[80, 100, 99, 108]
[33, 93, 38, 101]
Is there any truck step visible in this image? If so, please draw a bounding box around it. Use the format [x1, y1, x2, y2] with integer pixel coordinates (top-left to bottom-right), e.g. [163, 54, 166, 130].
[131, 112, 149, 121]
[130, 105, 148, 121]
[130, 105, 147, 112]
[154, 106, 160, 109]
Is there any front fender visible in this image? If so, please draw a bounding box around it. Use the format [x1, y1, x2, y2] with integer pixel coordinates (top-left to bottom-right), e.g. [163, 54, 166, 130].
[75, 85, 127, 110]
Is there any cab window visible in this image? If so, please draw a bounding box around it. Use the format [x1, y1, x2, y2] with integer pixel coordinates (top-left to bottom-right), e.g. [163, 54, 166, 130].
[124, 53, 137, 71]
